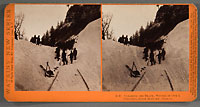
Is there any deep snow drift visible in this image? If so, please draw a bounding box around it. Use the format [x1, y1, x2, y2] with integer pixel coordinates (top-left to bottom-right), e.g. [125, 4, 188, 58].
[15, 19, 101, 91]
[102, 19, 189, 91]
[15, 40, 57, 91]
[51, 19, 101, 91]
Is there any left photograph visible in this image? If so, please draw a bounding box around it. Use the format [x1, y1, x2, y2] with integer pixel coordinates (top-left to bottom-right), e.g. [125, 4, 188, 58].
[14, 4, 101, 91]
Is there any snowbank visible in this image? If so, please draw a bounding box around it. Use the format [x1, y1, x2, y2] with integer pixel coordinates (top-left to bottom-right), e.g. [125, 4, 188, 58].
[51, 18, 101, 91]
[102, 19, 189, 91]
[15, 18, 101, 91]
[15, 40, 57, 91]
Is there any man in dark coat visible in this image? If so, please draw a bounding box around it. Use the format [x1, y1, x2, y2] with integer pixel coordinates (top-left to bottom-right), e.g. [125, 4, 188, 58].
[150, 50, 155, 65]
[69, 50, 74, 64]
[143, 47, 149, 61]
[161, 48, 166, 60]
[62, 50, 68, 65]
[121, 35, 125, 44]
[33, 35, 37, 44]
[55, 47, 60, 61]
[157, 51, 162, 64]
[36, 35, 40, 45]
[73, 48, 77, 60]
[129, 36, 133, 45]
[124, 35, 128, 45]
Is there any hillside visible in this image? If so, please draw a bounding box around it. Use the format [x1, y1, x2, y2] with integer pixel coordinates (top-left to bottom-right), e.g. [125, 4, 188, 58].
[15, 41, 57, 91]
[15, 19, 101, 91]
[102, 19, 189, 91]
[41, 5, 101, 48]
[51, 19, 101, 91]
[133, 5, 189, 48]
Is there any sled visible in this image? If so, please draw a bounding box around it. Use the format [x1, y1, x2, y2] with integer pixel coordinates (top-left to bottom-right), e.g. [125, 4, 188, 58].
[45, 70, 54, 77]
[125, 64, 140, 77]
[40, 65, 55, 78]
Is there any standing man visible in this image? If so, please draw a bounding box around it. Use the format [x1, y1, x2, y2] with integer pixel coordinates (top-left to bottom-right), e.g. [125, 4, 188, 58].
[157, 51, 162, 64]
[55, 47, 60, 61]
[73, 48, 77, 60]
[125, 35, 128, 45]
[161, 48, 166, 60]
[33, 35, 37, 44]
[143, 47, 149, 61]
[62, 49, 68, 65]
[121, 35, 125, 44]
[69, 50, 74, 64]
[36, 35, 40, 45]
[150, 50, 155, 65]
[129, 36, 133, 45]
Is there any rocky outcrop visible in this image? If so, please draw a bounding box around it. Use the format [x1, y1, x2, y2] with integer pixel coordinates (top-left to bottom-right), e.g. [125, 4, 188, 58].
[136, 5, 189, 49]
[42, 5, 101, 49]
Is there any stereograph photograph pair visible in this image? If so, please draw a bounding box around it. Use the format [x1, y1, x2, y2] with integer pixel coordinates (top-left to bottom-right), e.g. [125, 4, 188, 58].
[4, 3, 197, 102]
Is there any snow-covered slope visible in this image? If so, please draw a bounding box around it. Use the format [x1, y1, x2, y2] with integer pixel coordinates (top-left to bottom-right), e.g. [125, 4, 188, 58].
[15, 18, 101, 91]
[102, 19, 189, 91]
[51, 19, 101, 91]
[15, 41, 57, 91]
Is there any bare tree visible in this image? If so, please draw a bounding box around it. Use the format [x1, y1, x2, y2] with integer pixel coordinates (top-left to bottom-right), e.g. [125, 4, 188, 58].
[15, 12, 25, 40]
[102, 13, 113, 40]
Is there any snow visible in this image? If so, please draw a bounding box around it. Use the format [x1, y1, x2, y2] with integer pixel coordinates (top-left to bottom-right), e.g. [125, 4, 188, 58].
[15, 18, 101, 91]
[14, 18, 189, 91]
[102, 19, 189, 91]
[51, 19, 101, 91]
[15, 40, 57, 91]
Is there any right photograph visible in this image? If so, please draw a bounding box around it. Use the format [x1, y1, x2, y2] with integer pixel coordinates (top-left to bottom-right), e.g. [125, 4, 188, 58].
[102, 5, 189, 91]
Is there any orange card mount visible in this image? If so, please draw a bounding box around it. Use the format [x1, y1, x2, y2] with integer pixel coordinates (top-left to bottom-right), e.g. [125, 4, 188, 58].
[4, 3, 198, 102]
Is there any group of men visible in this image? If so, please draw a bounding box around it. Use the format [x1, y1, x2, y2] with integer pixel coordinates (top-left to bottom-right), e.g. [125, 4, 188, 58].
[118, 35, 129, 45]
[30, 35, 41, 45]
[55, 47, 78, 65]
[143, 47, 166, 66]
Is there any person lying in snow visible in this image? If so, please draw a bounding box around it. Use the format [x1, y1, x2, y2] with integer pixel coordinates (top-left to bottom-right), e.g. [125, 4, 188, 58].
[45, 62, 54, 77]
